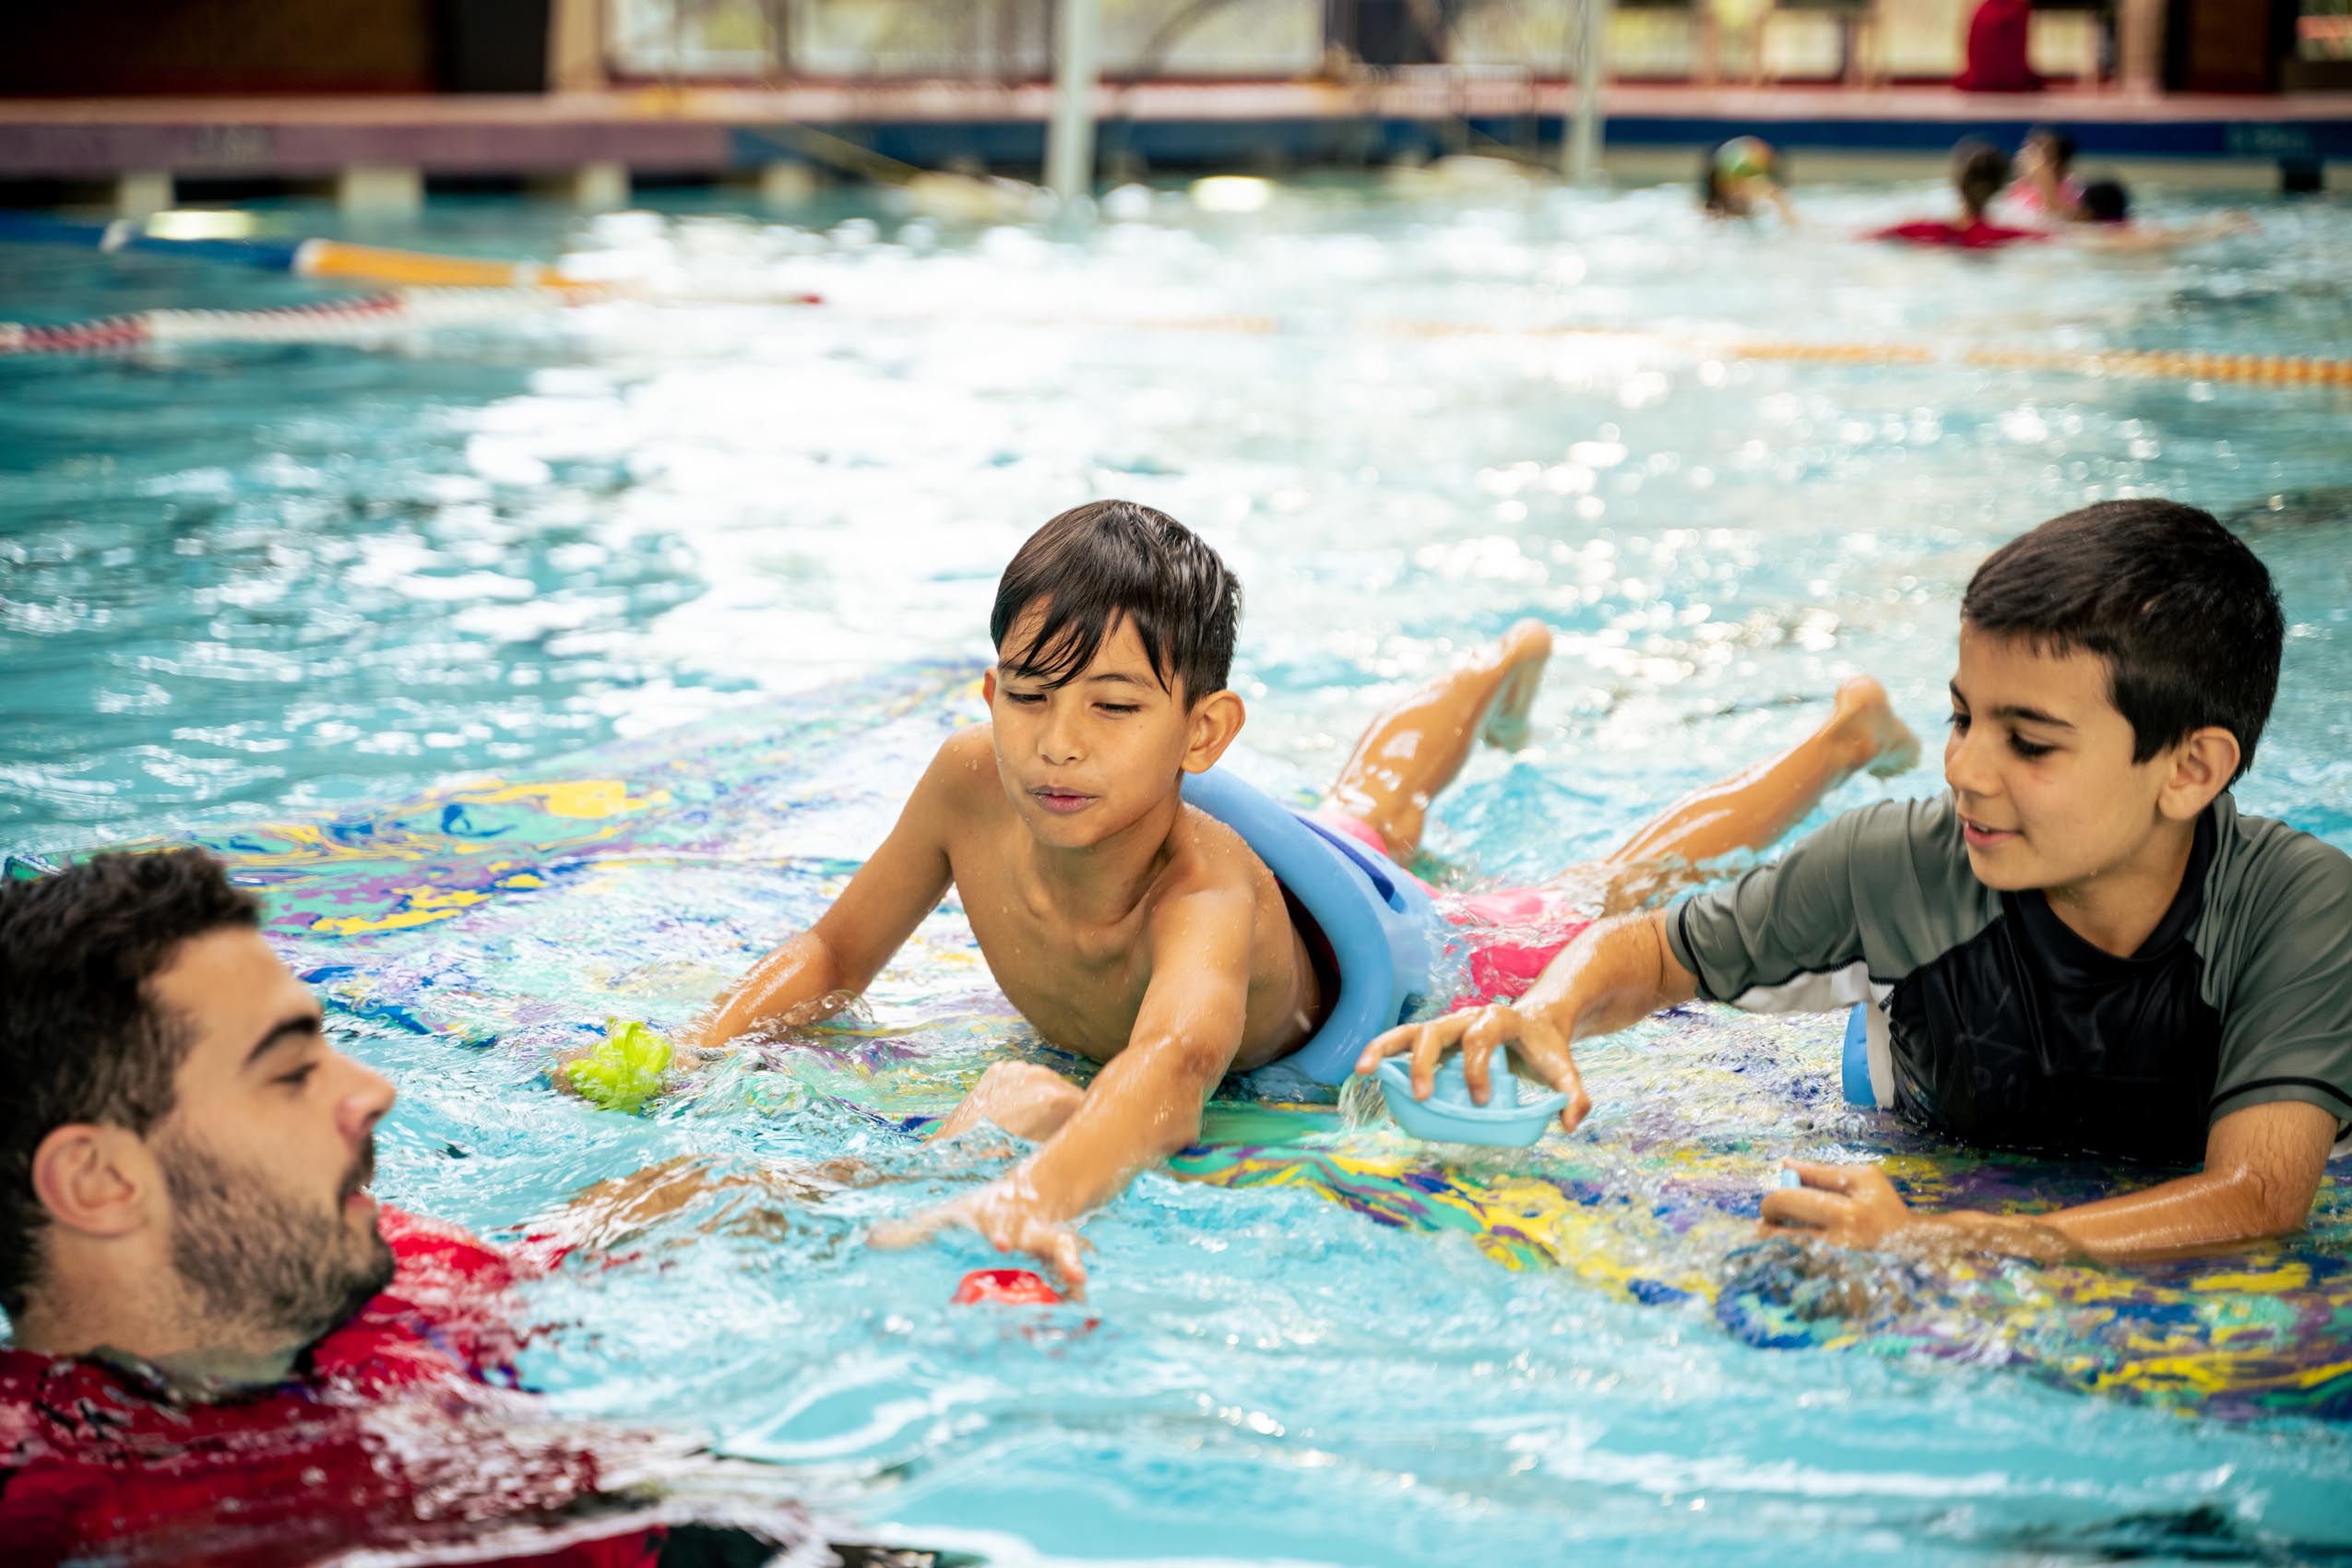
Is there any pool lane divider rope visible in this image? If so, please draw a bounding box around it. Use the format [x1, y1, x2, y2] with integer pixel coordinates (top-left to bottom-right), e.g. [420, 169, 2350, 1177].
[0, 288, 576, 355]
[1377, 315, 2352, 388]
[0, 213, 608, 291]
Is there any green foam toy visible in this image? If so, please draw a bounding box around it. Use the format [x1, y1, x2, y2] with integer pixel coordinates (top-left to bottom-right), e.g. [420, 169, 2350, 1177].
[564, 1018, 675, 1112]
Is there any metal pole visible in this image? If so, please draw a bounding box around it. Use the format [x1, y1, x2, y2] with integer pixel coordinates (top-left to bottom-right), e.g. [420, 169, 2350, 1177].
[1047, 0, 1102, 207]
[1564, 0, 1611, 182]
[2115, 0, 2166, 97]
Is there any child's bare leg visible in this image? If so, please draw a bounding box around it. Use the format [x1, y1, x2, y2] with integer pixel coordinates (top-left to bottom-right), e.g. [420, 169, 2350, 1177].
[1589, 676, 1918, 911]
[1323, 620, 1552, 862]
[931, 1061, 1085, 1143]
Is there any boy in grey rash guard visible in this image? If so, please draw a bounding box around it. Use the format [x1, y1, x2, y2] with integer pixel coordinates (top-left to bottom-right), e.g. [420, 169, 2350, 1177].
[1672, 789, 2351, 1168]
[1367, 500, 2351, 1264]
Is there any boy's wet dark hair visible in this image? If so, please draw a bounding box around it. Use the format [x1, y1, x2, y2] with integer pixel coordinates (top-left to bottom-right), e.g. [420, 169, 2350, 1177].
[990, 499, 1241, 704]
[1961, 500, 2284, 784]
[0, 849, 259, 1316]
[2026, 125, 2075, 172]
[1952, 137, 2013, 220]
[2079, 178, 2130, 223]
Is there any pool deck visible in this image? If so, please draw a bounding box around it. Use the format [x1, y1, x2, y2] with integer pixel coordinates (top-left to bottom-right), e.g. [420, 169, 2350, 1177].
[2, 80, 2347, 205]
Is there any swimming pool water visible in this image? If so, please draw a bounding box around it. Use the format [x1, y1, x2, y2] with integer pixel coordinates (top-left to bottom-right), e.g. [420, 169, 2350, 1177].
[4, 177, 2351, 1564]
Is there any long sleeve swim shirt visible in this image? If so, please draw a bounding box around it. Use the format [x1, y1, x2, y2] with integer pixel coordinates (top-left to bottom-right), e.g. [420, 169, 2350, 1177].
[1663, 791, 2352, 1165]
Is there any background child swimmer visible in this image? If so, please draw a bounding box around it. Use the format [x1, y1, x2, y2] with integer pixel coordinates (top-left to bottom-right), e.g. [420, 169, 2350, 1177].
[1865, 137, 2045, 250]
[1370, 500, 2351, 1265]
[1701, 137, 1797, 225]
[2004, 126, 2085, 221]
[2061, 177, 2259, 253]
[697, 501, 1917, 1290]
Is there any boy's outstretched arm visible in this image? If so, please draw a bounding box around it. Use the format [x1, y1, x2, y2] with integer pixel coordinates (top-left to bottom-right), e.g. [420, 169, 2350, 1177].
[688, 735, 967, 1052]
[1358, 909, 1698, 1133]
[1764, 1099, 2339, 1264]
[872, 885, 1254, 1293]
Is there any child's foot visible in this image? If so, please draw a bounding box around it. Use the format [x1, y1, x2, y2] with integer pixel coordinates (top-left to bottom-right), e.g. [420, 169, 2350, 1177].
[1479, 619, 1554, 752]
[1828, 675, 1920, 778]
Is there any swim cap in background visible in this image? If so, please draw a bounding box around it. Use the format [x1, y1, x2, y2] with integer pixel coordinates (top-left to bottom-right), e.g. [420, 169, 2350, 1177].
[1716, 137, 1779, 183]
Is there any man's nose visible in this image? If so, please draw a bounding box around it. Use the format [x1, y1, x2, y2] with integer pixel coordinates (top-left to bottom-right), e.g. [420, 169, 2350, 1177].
[336, 1057, 397, 1146]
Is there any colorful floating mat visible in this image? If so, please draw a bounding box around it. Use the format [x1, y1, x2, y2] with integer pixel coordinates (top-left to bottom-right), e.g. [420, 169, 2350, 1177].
[30, 662, 2347, 1423]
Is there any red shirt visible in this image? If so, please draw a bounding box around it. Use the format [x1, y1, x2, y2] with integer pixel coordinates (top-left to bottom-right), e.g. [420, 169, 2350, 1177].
[1956, 0, 2041, 92]
[1866, 219, 2048, 249]
[0, 1208, 663, 1568]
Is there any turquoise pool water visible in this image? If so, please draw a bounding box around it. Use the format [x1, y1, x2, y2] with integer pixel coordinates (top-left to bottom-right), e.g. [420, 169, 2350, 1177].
[4, 178, 2351, 1564]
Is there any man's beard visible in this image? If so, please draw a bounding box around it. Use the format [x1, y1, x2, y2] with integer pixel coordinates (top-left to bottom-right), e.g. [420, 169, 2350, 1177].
[154, 1129, 397, 1348]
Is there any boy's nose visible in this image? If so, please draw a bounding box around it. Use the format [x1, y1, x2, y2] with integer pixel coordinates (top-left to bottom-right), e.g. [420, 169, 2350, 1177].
[1038, 715, 1081, 765]
[1943, 727, 1998, 799]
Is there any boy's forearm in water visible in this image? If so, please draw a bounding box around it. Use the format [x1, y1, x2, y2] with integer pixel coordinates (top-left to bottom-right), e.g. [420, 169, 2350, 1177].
[1015, 1025, 1231, 1220]
[692, 737, 962, 1052]
[691, 929, 849, 1051]
[1770, 1099, 2339, 1265]
[1522, 909, 1701, 1048]
[1359, 909, 1700, 1131]
[870, 886, 1254, 1292]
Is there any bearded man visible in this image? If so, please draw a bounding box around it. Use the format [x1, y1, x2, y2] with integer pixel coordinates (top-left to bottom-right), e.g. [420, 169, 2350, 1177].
[0, 850, 914, 1568]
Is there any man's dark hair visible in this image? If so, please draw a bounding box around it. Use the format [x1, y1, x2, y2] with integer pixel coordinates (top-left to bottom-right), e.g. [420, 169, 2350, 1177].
[1961, 500, 2284, 784]
[2079, 178, 2130, 223]
[1952, 137, 2013, 220]
[0, 849, 259, 1317]
[2027, 125, 2076, 172]
[989, 499, 1241, 704]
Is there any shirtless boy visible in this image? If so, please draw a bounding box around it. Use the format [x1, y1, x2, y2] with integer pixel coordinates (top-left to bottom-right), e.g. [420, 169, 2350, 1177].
[698, 500, 1917, 1289]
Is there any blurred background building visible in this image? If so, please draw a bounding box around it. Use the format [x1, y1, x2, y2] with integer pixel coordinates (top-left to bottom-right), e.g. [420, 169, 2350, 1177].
[0, 1, 2346, 211]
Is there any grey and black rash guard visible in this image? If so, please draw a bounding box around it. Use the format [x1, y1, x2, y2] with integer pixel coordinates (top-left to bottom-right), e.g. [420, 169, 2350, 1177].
[1664, 791, 2352, 1166]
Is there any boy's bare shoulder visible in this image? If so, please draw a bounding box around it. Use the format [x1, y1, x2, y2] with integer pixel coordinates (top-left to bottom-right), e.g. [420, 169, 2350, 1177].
[906, 725, 1006, 826]
[1158, 802, 1283, 912]
[921, 725, 1001, 791]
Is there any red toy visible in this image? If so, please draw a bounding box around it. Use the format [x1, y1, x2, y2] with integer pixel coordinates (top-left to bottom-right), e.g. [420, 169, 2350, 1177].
[952, 1267, 1066, 1306]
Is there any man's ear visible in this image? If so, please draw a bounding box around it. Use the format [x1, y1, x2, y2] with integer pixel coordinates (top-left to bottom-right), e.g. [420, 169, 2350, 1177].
[1180, 690, 1247, 775]
[30, 1123, 153, 1241]
[980, 668, 997, 710]
[2157, 726, 2240, 822]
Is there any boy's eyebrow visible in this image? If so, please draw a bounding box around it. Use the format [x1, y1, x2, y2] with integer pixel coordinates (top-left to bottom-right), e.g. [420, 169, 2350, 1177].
[1951, 682, 2074, 729]
[244, 1009, 325, 1069]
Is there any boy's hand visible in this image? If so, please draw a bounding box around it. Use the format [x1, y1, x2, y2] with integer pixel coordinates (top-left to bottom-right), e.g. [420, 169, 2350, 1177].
[870, 1172, 1090, 1299]
[1758, 1160, 1916, 1249]
[1357, 1003, 1594, 1134]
